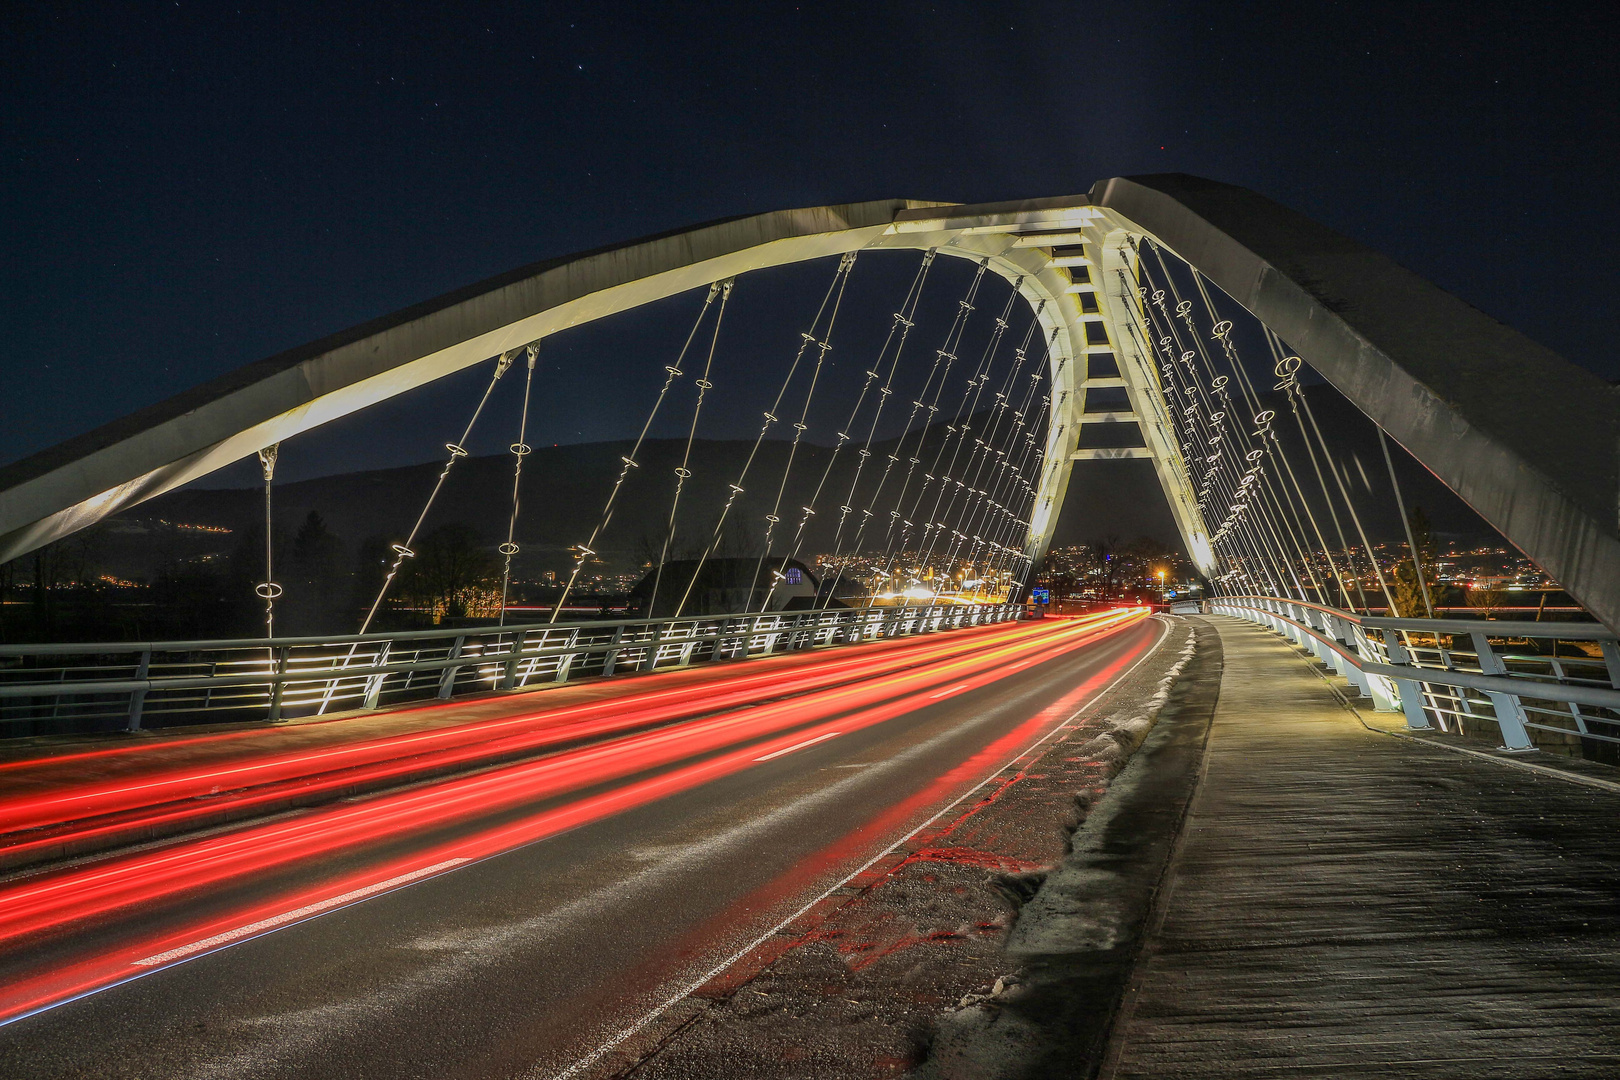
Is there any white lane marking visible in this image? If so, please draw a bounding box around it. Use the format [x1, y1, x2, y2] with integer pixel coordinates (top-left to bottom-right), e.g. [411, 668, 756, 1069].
[929, 683, 971, 699]
[753, 731, 841, 762]
[132, 859, 470, 967]
[552, 616, 1171, 1080]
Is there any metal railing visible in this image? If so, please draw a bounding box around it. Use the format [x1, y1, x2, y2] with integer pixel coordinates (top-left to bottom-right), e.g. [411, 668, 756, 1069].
[1210, 595, 1620, 753]
[0, 603, 1023, 737]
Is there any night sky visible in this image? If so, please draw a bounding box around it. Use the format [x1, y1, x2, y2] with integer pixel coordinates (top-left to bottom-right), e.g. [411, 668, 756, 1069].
[3, 1, 1615, 487]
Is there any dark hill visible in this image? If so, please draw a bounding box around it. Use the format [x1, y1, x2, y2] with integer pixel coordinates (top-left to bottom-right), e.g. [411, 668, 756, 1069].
[116, 407, 1042, 582]
[103, 387, 1499, 584]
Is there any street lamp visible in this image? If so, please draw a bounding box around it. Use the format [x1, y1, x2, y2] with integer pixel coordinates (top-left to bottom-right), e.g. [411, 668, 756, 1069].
[1157, 568, 1166, 607]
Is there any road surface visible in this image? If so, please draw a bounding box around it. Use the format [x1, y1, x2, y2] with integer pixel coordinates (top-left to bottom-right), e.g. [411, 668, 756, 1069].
[0, 612, 1163, 1080]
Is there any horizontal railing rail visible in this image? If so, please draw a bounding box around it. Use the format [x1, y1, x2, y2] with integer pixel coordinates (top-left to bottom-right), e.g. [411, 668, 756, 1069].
[0, 603, 1024, 736]
[1208, 595, 1620, 753]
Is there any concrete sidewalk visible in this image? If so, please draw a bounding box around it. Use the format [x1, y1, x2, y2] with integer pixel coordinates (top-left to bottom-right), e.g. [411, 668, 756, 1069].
[1101, 617, 1620, 1078]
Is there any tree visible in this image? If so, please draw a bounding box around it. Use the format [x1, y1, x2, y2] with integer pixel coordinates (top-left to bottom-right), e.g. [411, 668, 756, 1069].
[351, 535, 393, 627]
[1391, 506, 1439, 618]
[1092, 535, 1121, 591]
[1466, 581, 1507, 620]
[24, 531, 103, 638]
[398, 524, 500, 622]
[0, 556, 14, 640]
[282, 512, 348, 634]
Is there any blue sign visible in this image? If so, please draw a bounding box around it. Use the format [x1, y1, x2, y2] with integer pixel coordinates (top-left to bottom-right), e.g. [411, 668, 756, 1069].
[1030, 587, 1051, 604]
[1166, 589, 1177, 599]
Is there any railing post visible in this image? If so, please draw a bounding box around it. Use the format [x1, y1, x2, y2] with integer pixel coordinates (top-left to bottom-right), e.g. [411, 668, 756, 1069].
[738, 615, 756, 656]
[712, 617, 733, 660]
[362, 640, 392, 710]
[639, 622, 666, 673]
[1470, 631, 1535, 751]
[555, 628, 581, 682]
[501, 630, 525, 691]
[1291, 605, 1314, 650]
[1278, 601, 1300, 645]
[1382, 628, 1434, 731]
[1353, 626, 1399, 712]
[1551, 658, 1593, 737]
[437, 635, 466, 699]
[601, 623, 626, 676]
[1321, 613, 1375, 699]
[1602, 639, 1620, 690]
[1308, 611, 1339, 669]
[268, 646, 290, 722]
[126, 649, 151, 732]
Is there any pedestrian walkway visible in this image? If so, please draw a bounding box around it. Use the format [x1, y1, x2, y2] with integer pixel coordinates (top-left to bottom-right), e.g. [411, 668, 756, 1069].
[1102, 617, 1620, 1078]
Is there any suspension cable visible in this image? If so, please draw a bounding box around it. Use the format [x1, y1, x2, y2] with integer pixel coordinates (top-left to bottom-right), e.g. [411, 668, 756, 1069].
[1135, 254, 1276, 591]
[358, 351, 516, 634]
[673, 254, 857, 618]
[949, 320, 1044, 572]
[979, 363, 1051, 595]
[1002, 392, 1053, 595]
[647, 279, 734, 616]
[769, 251, 937, 611]
[929, 306, 1044, 600]
[1269, 341, 1371, 612]
[255, 444, 281, 641]
[867, 261, 990, 604]
[952, 335, 1043, 566]
[1229, 324, 1354, 604]
[1186, 265, 1316, 601]
[1141, 235, 1351, 605]
[1285, 361, 1400, 611]
[1146, 248, 1289, 595]
[1136, 241, 1341, 604]
[747, 254, 858, 611]
[914, 281, 1024, 583]
[498, 342, 540, 626]
[818, 251, 936, 607]
[1380, 428, 1436, 617]
[550, 282, 727, 622]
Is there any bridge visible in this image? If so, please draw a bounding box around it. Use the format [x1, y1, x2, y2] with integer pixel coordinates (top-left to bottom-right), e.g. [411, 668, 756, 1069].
[1, 174, 1618, 1077]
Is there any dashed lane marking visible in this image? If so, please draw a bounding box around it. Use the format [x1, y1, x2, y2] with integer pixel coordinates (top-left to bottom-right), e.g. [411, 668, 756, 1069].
[754, 732, 842, 762]
[132, 859, 470, 967]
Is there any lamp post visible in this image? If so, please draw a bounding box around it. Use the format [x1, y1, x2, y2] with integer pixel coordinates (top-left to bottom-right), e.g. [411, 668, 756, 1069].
[1158, 568, 1166, 608]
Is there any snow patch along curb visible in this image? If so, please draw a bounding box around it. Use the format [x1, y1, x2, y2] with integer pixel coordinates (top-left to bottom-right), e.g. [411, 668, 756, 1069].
[920, 620, 1223, 1080]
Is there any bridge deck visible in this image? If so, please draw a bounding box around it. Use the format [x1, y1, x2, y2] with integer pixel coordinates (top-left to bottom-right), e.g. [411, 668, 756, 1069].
[1103, 617, 1620, 1078]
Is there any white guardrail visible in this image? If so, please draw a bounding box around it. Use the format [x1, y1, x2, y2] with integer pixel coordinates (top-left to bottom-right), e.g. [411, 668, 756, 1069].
[1211, 596, 1620, 752]
[0, 603, 1024, 736]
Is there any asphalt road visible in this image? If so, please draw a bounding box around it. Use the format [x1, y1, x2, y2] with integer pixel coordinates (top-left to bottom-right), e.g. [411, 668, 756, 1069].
[0, 615, 1164, 1080]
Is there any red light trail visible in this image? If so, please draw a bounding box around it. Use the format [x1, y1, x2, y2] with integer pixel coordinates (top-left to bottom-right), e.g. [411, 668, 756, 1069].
[0, 609, 1149, 1027]
[0, 617, 1056, 841]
